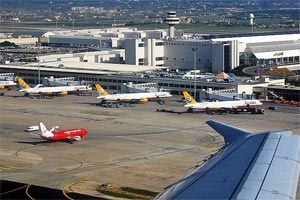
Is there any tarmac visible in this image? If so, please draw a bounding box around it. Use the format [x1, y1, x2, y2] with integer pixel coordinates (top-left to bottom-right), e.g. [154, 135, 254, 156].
[0, 90, 299, 199]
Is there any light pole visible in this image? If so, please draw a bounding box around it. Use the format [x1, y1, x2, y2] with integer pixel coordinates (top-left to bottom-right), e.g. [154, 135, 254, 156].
[250, 13, 254, 33]
[192, 48, 197, 99]
[37, 42, 40, 84]
[12, 21, 15, 34]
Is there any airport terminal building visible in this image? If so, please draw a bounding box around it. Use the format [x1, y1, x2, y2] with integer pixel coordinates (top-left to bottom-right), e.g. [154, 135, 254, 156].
[155, 31, 300, 73]
[41, 28, 300, 74]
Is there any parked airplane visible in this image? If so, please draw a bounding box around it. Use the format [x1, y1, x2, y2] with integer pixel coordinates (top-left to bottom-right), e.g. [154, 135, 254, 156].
[95, 84, 172, 104]
[17, 78, 92, 96]
[155, 120, 300, 199]
[37, 122, 88, 142]
[182, 91, 263, 111]
[0, 80, 17, 90]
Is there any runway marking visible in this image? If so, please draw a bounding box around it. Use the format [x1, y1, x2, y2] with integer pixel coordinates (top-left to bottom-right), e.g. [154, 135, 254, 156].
[3, 145, 86, 198]
[0, 184, 30, 195]
[0, 165, 19, 170]
[62, 178, 89, 200]
[25, 184, 35, 200]
[53, 157, 84, 172]
[62, 174, 102, 199]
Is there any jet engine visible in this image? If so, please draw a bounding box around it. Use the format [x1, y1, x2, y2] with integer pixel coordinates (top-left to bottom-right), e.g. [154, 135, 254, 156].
[72, 136, 82, 141]
[60, 91, 68, 96]
[139, 98, 149, 103]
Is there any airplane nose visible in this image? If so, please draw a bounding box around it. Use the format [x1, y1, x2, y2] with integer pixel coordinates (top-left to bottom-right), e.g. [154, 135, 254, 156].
[84, 129, 88, 134]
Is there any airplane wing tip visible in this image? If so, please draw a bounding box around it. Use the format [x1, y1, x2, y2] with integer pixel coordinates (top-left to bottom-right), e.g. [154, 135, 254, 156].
[206, 120, 217, 126]
[206, 120, 227, 128]
[206, 120, 253, 145]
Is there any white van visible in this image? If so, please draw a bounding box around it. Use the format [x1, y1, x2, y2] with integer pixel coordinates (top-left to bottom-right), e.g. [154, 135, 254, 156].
[25, 126, 39, 132]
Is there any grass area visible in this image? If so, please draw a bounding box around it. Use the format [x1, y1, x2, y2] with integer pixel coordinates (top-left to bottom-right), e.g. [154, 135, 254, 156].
[98, 190, 137, 199]
[133, 23, 285, 33]
[1, 20, 295, 37]
[121, 187, 159, 197]
[97, 184, 158, 200]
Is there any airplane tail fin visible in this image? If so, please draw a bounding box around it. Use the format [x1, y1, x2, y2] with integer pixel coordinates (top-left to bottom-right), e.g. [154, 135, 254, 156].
[39, 122, 54, 138]
[182, 91, 197, 104]
[95, 84, 109, 96]
[206, 120, 253, 145]
[17, 78, 31, 90]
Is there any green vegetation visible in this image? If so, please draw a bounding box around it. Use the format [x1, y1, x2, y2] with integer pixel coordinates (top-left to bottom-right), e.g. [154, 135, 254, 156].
[132, 23, 281, 33]
[0, 41, 16, 47]
[2, 0, 298, 35]
[121, 187, 159, 197]
[287, 79, 300, 87]
[97, 184, 158, 199]
[97, 190, 137, 199]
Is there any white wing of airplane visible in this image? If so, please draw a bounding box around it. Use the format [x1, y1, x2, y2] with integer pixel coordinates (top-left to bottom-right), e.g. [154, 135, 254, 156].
[95, 84, 172, 103]
[155, 120, 300, 200]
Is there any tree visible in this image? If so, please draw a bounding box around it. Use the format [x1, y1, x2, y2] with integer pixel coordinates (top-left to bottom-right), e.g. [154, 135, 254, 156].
[0, 41, 16, 47]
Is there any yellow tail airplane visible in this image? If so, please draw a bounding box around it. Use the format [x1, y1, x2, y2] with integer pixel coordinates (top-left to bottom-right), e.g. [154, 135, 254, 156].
[182, 91, 262, 110]
[95, 84, 172, 103]
[17, 78, 92, 96]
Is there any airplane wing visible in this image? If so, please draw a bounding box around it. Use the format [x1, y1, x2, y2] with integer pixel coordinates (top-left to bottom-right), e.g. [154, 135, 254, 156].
[101, 94, 149, 103]
[155, 120, 300, 200]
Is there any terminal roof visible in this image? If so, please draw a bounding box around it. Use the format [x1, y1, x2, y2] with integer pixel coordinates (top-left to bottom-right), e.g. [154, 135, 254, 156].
[29, 61, 167, 74]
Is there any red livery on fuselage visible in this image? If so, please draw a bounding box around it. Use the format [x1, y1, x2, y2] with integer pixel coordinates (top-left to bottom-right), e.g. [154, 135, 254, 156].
[39, 122, 88, 142]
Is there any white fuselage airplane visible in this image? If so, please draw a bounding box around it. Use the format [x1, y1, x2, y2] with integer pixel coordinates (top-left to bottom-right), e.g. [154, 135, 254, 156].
[95, 84, 172, 103]
[0, 80, 17, 90]
[183, 91, 263, 110]
[18, 78, 92, 96]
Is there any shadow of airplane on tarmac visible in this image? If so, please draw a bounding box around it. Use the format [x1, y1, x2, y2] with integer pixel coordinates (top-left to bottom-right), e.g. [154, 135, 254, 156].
[17, 139, 74, 145]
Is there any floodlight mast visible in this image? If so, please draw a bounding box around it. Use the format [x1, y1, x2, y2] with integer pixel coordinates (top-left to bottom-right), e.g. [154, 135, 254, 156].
[250, 13, 255, 32]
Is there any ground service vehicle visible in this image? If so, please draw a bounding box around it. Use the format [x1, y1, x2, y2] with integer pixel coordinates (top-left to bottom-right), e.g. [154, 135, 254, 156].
[25, 126, 39, 132]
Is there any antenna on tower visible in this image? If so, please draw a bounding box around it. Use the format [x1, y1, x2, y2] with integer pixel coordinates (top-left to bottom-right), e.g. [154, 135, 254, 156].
[249, 13, 255, 33]
[164, 11, 180, 39]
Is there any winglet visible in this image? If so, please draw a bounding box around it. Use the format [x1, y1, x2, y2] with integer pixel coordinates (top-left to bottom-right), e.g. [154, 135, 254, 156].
[182, 91, 197, 105]
[95, 84, 109, 97]
[17, 78, 31, 90]
[206, 120, 253, 145]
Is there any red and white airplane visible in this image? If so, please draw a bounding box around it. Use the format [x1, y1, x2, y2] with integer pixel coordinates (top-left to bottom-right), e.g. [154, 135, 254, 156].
[38, 122, 88, 142]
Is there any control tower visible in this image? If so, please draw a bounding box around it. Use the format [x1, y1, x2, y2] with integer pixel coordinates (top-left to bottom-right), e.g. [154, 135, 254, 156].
[165, 11, 180, 38]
